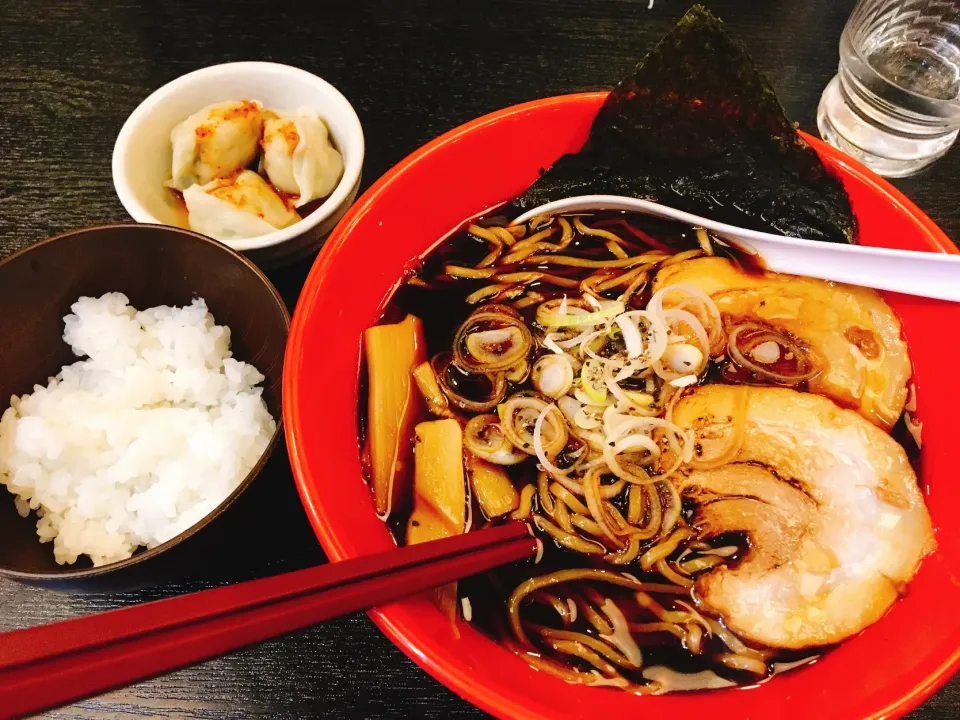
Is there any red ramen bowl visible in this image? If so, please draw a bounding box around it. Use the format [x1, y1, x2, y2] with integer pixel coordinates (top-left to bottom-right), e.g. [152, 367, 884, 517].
[284, 93, 960, 719]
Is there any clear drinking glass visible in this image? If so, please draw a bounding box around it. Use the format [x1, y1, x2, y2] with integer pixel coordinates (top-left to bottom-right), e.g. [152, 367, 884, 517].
[817, 0, 960, 177]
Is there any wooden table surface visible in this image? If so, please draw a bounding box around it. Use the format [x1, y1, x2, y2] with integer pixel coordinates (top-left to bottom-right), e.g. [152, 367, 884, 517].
[1, 0, 958, 717]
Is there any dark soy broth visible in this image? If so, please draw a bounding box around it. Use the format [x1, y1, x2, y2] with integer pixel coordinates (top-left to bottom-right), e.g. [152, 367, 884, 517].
[361, 209, 883, 693]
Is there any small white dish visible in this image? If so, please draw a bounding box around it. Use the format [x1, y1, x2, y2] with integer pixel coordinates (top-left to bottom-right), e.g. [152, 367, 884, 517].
[112, 62, 364, 267]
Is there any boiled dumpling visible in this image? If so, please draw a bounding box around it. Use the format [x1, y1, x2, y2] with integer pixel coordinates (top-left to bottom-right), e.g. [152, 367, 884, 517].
[182, 170, 300, 241]
[168, 100, 264, 191]
[261, 108, 344, 206]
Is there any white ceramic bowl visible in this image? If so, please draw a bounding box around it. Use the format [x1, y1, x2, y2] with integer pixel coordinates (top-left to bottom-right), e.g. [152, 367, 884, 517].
[112, 62, 364, 267]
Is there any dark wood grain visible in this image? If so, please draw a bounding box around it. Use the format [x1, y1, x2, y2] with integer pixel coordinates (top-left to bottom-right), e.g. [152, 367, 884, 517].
[0, 0, 957, 717]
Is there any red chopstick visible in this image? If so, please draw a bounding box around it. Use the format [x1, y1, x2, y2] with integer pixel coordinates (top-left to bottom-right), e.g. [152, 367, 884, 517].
[0, 521, 536, 719]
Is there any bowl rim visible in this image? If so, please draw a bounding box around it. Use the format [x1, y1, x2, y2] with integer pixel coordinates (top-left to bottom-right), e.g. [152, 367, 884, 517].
[111, 61, 366, 253]
[0, 222, 290, 580]
[285, 92, 960, 719]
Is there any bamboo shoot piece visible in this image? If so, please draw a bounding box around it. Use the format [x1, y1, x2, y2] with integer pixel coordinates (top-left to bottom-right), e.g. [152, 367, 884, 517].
[406, 418, 466, 626]
[412, 361, 452, 418]
[363, 315, 426, 517]
[406, 418, 466, 542]
[465, 452, 519, 518]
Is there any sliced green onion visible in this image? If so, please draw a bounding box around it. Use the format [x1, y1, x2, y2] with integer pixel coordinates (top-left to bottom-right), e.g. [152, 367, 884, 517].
[540, 300, 625, 328]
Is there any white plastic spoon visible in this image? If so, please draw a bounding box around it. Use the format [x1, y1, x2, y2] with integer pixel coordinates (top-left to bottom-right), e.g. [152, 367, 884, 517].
[511, 195, 960, 302]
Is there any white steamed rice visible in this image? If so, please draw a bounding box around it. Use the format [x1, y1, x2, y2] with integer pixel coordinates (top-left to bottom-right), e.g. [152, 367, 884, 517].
[0, 293, 277, 566]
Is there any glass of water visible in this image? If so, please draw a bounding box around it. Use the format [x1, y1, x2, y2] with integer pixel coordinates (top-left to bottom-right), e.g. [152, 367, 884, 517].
[817, 0, 960, 177]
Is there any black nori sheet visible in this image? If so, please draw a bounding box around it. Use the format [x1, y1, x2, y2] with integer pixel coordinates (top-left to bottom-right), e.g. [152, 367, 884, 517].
[513, 5, 856, 244]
